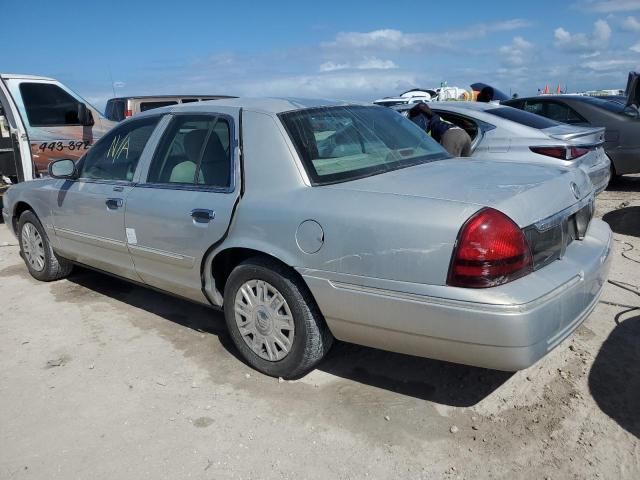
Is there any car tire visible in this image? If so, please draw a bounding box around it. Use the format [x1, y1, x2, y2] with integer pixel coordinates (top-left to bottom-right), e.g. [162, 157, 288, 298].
[609, 164, 621, 185]
[223, 257, 333, 379]
[17, 210, 73, 282]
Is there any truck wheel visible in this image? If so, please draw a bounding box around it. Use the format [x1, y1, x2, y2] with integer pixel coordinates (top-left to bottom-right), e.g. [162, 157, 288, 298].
[223, 257, 333, 379]
[17, 210, 73, 281]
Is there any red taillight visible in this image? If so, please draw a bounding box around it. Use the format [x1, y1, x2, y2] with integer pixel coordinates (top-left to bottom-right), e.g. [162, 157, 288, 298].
[530, 146, 590, 160]
[125, 109, 133, 118]
[448, 208, 532, 288]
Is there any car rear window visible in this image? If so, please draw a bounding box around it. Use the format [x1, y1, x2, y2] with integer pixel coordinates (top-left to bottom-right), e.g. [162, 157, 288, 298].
[140, 101, 178, 112]
[485, 106, 561, 129]
[105, 99, 125, 121]
[279, 105, 448, 185]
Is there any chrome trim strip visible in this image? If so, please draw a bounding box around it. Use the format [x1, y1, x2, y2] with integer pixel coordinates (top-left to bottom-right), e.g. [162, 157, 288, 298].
[128, 244, 195, 268]
[321, 274, 582, 314]
[53, 227, 127, 251]
[532, 192, 595, 232]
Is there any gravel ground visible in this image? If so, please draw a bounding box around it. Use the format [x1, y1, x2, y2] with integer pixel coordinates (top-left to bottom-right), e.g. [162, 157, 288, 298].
[0, 175, 638, 480]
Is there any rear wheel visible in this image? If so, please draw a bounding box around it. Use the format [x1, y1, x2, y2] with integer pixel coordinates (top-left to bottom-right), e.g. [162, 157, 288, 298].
[609, 163, 621, 186]
[223, 257, 333, 378]
[17, 210, 72, 281]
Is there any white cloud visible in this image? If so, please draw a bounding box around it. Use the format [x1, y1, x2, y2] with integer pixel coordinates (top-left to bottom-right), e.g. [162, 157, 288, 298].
[112, 81, 125, 88]
[623, 15, 640, 30]
[631, 42, 640, 52]
[583, 58, 639, 71]
[235, 70, 428, 100]
[322, 19, 530, 52]
[554, 19, 611, 53]
[499, 36, 535, 67]
[319, 57, 398, 72]
[319, 61, 350, 72]
[577, 0, 640, 12]
[357, 58, 398, 70]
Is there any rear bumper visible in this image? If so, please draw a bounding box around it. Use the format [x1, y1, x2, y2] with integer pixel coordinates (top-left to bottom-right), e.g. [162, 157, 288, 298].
[301, 219, 612, 371]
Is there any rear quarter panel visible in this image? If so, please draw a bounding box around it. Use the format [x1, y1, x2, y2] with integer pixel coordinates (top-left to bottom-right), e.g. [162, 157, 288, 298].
[217, 110, 479, 286]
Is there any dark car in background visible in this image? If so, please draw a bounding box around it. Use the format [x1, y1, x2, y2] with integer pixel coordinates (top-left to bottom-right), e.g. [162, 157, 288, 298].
[504, 74, 640, 177]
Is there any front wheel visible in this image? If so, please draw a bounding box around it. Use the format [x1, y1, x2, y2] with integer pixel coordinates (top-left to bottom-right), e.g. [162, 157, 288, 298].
[223, 257, 333, 379]
[17, 210, 73, 281]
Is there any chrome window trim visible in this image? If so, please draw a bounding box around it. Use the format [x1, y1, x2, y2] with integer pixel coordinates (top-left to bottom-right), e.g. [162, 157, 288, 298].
[530, 192, 595, 232]
[138, 112, 237, 194]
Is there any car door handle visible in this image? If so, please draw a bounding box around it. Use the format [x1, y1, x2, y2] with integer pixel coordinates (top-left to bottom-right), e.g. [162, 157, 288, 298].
[191, 209, 215, 223]
[106, 198, 123, 210]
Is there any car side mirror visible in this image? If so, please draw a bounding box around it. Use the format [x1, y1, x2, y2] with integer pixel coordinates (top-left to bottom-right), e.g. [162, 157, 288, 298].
[77, 103, 95, 126]
[48, 158, 76, 179]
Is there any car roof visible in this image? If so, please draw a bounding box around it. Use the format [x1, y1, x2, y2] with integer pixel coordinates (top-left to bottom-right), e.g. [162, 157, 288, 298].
[0, 73, 55, 81]
[107, 95, 236, 101]
[429, 101, 501, 111]
[392, 101, 501, 112]
[507, 95, 592, 102]
[152, 97, 357, 115]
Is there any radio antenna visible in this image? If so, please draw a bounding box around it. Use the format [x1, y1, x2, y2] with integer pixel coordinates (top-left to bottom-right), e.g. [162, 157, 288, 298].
[108, 67, 116, 97]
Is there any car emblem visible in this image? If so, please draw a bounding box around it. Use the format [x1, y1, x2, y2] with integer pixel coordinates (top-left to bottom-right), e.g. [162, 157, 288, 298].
[570, 182, 581, 200]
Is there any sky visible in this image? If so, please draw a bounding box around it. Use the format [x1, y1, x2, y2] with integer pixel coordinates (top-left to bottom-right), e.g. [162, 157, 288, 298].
[2, 0, 639, 111]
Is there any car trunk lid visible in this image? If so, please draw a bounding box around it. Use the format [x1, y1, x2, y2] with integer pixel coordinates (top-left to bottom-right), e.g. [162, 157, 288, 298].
[542, 124, 605, 147]
[327, 158, 593, 229]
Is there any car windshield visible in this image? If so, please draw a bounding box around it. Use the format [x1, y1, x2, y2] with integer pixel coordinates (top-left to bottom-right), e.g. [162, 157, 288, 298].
[279, 105, 448, 185]
[485, 106, 561, 129]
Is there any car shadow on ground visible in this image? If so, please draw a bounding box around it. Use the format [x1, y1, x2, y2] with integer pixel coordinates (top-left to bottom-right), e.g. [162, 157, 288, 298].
[602, 206, 640, 237]
[65, 268, 511, 406]
[589, 310, 640, 439]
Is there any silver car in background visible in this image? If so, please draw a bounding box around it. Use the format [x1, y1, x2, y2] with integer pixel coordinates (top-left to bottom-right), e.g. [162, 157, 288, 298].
[2, 98, 612, 379]
[393, 102, 611, 194]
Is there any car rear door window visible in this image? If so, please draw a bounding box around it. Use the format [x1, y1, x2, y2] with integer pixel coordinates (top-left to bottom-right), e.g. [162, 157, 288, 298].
[78, 116, 160, 181]
[146, 115, 231, 188]
[484, 106, 560, 129]
[139, 101, 178, 112]
[19, 83, 82, 126]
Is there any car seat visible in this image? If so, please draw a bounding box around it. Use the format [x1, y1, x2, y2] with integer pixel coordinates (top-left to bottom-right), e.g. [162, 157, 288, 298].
[169, 129, 207, 183]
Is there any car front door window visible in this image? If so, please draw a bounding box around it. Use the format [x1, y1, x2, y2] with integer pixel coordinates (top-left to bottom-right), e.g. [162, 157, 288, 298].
[78, 116, 160, 181]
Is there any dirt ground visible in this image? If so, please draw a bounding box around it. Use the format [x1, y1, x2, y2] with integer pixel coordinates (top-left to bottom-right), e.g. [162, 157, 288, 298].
[0, 176, 638, 480]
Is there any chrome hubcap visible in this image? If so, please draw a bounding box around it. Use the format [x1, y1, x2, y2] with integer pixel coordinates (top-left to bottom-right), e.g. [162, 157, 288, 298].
[21, 223, 46, 272]
[234, 280, 295, 361]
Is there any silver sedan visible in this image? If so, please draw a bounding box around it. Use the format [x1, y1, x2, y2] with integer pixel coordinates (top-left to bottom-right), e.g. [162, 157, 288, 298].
[2, 98, 612, 378]
[393, 102, 611, 194]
